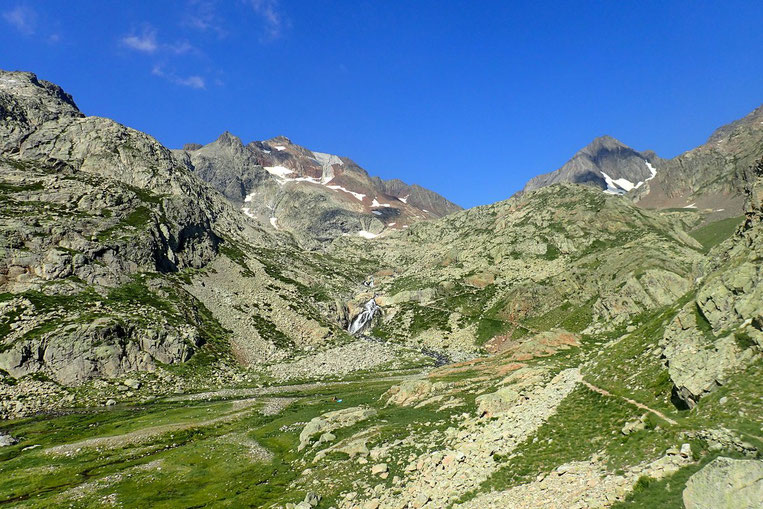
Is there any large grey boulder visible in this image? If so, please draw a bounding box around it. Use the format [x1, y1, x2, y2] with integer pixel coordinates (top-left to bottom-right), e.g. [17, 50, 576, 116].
[298, 406, 377, 451]
[683, 457, 763, 509]
[0, 432, 18, 447]
[476, 387, 520, 418]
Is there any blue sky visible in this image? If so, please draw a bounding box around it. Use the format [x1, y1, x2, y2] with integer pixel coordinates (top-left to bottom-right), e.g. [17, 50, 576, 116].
[2, 1, 762, 208]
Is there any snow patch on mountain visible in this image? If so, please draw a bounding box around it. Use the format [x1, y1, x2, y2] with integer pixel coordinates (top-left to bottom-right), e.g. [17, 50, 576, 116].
[357, 230, 378, 239]
[635, 161, 658, 189]
[265, 166, 294, 178]
[601, 160, 658, 195]
[270, 217, 279, 229]
[601, 171, 626, 195]
[274, 145, 286, 151]
[326, 185, 365, 201]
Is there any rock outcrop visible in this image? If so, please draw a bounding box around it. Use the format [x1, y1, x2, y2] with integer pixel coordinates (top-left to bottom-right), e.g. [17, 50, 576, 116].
[298, 406, 377, 451]
[662, 158, 763, 408]
[682, 457, 763, 509]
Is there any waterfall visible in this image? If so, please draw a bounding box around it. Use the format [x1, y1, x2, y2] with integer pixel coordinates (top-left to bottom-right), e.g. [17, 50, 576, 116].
[348, 298, 380, 335]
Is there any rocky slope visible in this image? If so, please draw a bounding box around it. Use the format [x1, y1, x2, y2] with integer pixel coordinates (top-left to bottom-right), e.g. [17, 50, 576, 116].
[0, 70, 384, 416]
[174, 134, 461, 249]
[660, 158, 763, 409]
[330, 183, 707, 358]
[523, 105, 763, 218]
[0, 69, 760, 509]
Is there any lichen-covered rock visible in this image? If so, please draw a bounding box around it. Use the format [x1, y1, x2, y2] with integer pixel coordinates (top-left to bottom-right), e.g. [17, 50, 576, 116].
[0, 431, 17, 447]
[0, 317, 201, 385]
[476, 387, 520, 417]
[683, 457, 763, 509]
[662, 159, 763, 408]
[661, 308, 741, 408]
[384, 380, 433, 407]
[298, 406, 377, 451]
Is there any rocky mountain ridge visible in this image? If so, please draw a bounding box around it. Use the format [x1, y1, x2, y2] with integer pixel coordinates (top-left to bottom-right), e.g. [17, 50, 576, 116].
[0, 70, 381, 403]
[523, 105, 763, 219]
[174, 133, 461, 248]
[0, 69, 760, 509]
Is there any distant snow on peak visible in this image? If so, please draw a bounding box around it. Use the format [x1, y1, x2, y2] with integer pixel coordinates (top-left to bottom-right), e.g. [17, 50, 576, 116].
[326, 185, 365, 201]
[357, 230, 378, 239]
[600, 171, 627, 195]
[274, 145, 286, 151]
[600, 159, 658, 195]
[264, 165, 294, 178]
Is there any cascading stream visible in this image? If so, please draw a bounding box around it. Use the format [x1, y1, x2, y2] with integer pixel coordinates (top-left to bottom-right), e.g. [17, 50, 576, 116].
[348, 298, 380, 335]
[347, 296, 452, 366]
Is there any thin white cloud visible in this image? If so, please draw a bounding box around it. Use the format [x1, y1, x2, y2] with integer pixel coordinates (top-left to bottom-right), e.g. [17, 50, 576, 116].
[152, 65, 206, 89]
[3, 5, 36, 35]
[121, 26, 196, 55]
[176, 75, 206, 89]
[250, 0, 285, 41]
[184, 0, 228, 37]
[168, 40, 194, 55]
[121, 26, 158, 53]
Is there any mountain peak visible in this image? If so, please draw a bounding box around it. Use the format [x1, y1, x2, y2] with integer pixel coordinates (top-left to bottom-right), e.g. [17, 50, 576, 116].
[266, 135, 292, 145]
[580, 135, 631, 155]
[216, 131, 243, 147]
[524, 135, 652, 193]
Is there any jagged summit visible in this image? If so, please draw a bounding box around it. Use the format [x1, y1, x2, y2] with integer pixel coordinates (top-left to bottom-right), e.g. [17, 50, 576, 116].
[523, 104, 763, 216]
[175, 133, 461, 248]
[216, 131, 244, 146]
[579, 135, 633, 156]
[524, 135, 656, 194]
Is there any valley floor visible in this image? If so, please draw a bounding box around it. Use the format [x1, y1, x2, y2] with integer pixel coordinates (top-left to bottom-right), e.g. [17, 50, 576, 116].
[1, 322, 759, 509]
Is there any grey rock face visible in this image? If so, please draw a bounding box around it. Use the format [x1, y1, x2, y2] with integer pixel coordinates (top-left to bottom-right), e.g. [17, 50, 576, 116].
[522, 106, 763, 215]
[662, 158, 763, 408]
[0, 70, 83, 152]
[524, 136, 656, 193]
[0, 69, 287, 391]
[0, 431, 17, 447]
[175, 132, 461, 248]
[682, 457, 763, 509]
[0, 315, 201, 385]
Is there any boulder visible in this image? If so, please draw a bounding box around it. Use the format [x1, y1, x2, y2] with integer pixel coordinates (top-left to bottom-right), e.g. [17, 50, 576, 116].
[384, 379, 434, 407]
[303, 491, 320, 507]
[298, 406, 376, 451]
[683, 457, 763, 509]
[0, 432, 18, 447]
[476, 387, 520, 417]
